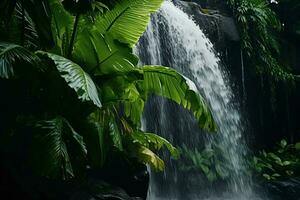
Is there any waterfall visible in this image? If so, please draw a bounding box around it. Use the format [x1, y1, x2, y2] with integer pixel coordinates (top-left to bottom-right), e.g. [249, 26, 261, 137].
[240, 49, 247, 107]
[135, 1, 264, 200]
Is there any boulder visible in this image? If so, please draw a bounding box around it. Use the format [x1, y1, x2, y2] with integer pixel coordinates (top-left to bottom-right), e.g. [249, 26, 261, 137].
[266, 178, 300, 200]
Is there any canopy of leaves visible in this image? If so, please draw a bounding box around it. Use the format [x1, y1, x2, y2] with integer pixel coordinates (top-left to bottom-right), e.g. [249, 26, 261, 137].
[228, 0, 296, 81]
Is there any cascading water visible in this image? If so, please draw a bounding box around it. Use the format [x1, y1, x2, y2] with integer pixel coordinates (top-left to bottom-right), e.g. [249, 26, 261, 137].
[240, 49, 247, 107]
[135, 1, 265, 200]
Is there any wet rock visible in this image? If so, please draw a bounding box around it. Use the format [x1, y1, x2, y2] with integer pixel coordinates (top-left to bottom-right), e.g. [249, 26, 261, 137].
[266, 178, 300, 200]
[174, 0, 240, 46]
[69, 179, 143, 200]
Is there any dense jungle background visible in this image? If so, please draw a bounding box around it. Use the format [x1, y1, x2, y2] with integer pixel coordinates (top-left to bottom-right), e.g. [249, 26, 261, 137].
[0, 0, 300, 200]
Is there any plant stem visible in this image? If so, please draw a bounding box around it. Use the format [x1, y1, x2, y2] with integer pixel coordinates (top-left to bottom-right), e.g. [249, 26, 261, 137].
[67, 13, 80, 58]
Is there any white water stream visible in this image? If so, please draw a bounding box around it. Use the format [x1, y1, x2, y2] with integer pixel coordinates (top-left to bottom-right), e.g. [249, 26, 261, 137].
[135, 1, 265, 200]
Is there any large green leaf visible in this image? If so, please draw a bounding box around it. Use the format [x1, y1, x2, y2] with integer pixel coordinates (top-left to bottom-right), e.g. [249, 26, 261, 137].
[124, 130, 178, 171]
[94, 0, 163, 47]
[96, 75, 145, 126]
[99, 75, 141, 105]
[142, 65, 217, 131]
[0, 42, 39, 79]
[32, 117, 87, 180]
[36, 51, 102, 108]
[72, 29, 139, 75]
[72, 0, 163, 75]
[108, 117, 124, 151]
[123, 84, 145, 126]
[133, 145, 165, 171]
[98, 65, 216, 131]
[129, 131, 179, 158]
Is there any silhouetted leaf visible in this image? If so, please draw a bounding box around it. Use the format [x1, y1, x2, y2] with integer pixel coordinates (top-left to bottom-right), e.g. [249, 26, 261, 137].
[37, 51, 102, 108]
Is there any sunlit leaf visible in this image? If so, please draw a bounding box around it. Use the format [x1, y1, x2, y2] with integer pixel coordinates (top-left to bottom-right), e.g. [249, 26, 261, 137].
[142, 65, 217, 131]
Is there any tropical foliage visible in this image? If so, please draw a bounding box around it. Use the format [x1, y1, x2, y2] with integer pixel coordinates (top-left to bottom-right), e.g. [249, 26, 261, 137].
[227, 0, 296, 81]
[0, 0, 216, 181]
[179, 144, 231, 182]
[252, 139, 300, 181]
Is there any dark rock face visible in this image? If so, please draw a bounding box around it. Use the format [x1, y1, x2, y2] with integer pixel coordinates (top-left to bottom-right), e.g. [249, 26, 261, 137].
[0, 150, 149, 200]
[69, 179, 144, 200]
[87, 161, 149, 200]
[174, 0, 239, 48]
[265, 178, 300, 200]
[0, 169, 147, 200]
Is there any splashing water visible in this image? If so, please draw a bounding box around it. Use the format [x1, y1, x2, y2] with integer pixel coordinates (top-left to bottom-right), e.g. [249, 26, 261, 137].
[135, 1, 265, 200]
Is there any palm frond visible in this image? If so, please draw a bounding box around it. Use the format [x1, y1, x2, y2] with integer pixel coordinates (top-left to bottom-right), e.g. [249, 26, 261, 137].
[22, 0, 53, 48]
[15, 3, 40, 49]
[32, 117, 87, 180]
[0, 42, 39, 79]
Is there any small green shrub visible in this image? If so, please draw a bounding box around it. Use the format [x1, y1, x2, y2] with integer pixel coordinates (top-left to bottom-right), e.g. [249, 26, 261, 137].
[179, 144, 231, 182]
[252, 139, 300, 181]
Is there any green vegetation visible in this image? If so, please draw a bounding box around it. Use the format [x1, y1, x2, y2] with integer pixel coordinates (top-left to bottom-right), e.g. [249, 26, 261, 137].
[0, 0, 216, 181]
[178, 139, 300, 183]
[2, 0, 299, 198]
[252, 139, 300, 181]
[179, 144, 232, 182]
[227, 0, 296, 81]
